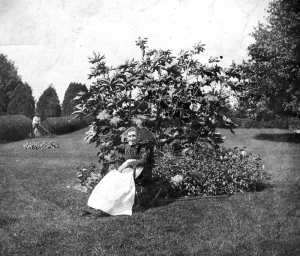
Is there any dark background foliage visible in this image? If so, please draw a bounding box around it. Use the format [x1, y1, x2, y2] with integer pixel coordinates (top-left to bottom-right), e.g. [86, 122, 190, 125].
[0, 54, 24, 115]
[36, 85, 61, 120]
[7, 83, 35, 119]
[62, 82, 88, 116]
[234, 0, 300, 118]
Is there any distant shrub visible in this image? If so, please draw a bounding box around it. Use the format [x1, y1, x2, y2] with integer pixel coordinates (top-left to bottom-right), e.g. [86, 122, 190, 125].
[0, 115, 32, 143]
[259, 119, 285, 129]
[243, 118, 260, 129]
[41, 114, 89, 135]
[225, 117, 289, 129]
[288, 118, 300, 130]
[228, 117, 244, 127]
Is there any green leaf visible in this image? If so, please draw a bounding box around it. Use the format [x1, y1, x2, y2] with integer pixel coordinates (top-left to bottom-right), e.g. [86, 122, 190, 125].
[97, 110, 111, 120]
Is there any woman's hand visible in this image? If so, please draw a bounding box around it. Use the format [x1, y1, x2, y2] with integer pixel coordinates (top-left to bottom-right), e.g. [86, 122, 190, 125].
[118, 161, 128, 172]
[118, 159, 136, 173]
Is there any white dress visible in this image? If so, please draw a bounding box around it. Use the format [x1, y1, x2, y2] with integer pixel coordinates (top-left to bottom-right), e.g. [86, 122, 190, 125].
[87, 162, 143, 216]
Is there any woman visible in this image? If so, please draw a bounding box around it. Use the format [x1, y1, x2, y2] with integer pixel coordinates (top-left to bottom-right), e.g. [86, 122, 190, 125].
[85, 127, 153, 216]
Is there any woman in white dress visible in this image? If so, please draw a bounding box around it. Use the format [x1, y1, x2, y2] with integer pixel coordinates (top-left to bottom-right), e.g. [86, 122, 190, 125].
[83, 126, 153, 217]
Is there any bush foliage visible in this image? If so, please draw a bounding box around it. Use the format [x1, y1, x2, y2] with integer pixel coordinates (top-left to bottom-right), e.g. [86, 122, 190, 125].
[76, 38, 243, 165]
[7, 83, 35, 119]
[41, 114, 90, 135]
[36, 85, 61, 120]
[0, 115, 32, 142]
[152, 144, 270, 198]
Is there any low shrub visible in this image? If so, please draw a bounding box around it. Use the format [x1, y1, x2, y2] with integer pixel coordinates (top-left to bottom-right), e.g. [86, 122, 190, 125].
[22, 141, 59, 150]
[225, 117, 290, 129]
[41, 115, 90, 135]
[243, 118, 261, 129]
[152, 143, 270, 198]
[289, 118, 300, 130]
[77, 164, 104, 193]
[76, 143, 270, 205]
[0, 115, 32, 143]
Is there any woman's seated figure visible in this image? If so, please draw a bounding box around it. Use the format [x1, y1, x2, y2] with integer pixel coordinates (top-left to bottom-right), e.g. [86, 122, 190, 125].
[86, 126, 154, 216]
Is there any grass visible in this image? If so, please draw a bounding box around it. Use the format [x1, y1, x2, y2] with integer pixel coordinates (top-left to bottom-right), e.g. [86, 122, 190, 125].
[0, 128, 300, 255]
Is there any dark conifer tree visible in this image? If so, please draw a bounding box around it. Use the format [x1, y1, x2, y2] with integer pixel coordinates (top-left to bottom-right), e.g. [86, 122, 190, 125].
[0, 54, 23, 115]
[62, 82, 87, 116]
[7, 83, 35, 119]
[36, 84, 61, 120]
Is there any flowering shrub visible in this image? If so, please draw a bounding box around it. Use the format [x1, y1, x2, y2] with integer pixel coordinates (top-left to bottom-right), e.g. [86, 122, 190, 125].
[152, 143, 271, 198]
[22, 141, 59, 150]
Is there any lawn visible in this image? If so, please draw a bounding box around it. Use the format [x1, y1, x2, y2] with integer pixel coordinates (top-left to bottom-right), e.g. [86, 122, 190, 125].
[0, 128, 300, 255]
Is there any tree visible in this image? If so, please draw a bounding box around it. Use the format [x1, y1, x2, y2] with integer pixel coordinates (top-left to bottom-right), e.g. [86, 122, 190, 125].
[7, 83, 35, 119]
[36, 85, 61, 120]
[0, 54, 23, 115]
[62, 82, 88, 116]
[75, 38, 242, 164]
[239, 0, 300, 117]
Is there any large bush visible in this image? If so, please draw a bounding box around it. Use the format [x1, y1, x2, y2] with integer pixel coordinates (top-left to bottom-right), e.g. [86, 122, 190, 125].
[7, 83, 35, 119]
[77, 38, 243, 164]
[40, 114, 90, 135]
[62, 82, 88, 116]
[36, 85, 61, 120]
[0, 115, 32, 142]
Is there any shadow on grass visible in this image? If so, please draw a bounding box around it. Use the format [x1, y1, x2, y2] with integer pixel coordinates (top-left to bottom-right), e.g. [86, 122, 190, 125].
[254, 133, 299, 143]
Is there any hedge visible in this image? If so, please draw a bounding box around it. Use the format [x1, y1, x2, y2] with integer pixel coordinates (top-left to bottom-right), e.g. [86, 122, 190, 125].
[0, 115, 32, 143]
[40, 115, 92, 135]
[227, 117, 291, 129]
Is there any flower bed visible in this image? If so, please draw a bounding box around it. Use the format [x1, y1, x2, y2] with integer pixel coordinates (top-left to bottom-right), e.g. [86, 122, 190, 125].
[23, 141, 59, 150]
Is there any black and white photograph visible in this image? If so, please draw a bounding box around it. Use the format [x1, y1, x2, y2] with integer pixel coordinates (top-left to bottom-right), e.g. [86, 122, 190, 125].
[1, 0, 299, 255]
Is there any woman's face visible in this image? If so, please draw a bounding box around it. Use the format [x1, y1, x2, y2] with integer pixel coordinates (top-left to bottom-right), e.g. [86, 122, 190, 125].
[127, 131, 137, 146]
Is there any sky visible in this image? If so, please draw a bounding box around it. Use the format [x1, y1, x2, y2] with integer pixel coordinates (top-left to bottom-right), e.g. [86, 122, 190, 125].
[0, 0, 271, 103]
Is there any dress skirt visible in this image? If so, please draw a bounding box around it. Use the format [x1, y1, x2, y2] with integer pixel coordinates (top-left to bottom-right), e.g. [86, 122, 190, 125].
[87, 166, 143, 216]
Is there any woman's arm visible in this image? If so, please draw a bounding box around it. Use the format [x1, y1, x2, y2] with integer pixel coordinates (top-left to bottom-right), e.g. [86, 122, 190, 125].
[127, 146, 151, 169]
[117, 159, 136, 172]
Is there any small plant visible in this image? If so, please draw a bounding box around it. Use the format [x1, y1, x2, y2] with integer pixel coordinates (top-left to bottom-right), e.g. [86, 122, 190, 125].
[22, 141, 59, 150]
[77, 164, 104, 193]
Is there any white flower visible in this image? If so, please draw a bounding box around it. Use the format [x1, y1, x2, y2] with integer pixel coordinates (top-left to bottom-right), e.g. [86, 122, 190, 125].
[240, 151, 246, 156]
[170, 174, 184, 186]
